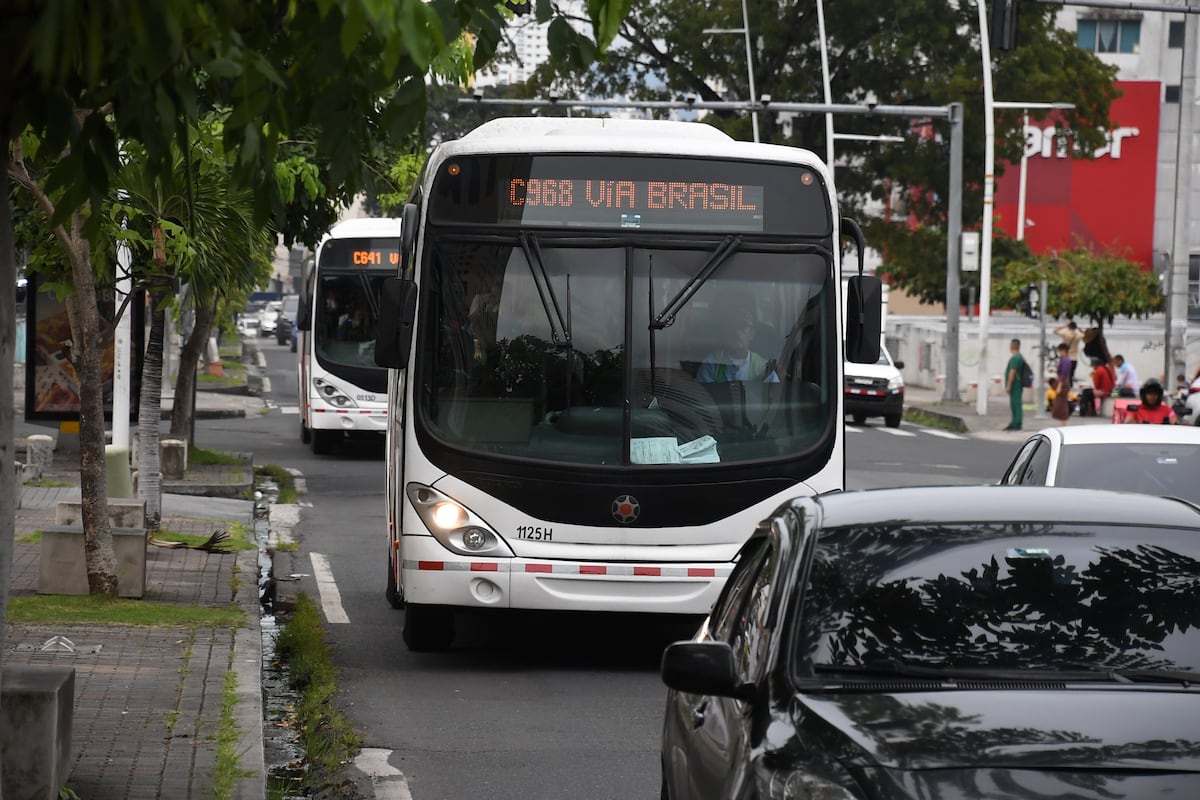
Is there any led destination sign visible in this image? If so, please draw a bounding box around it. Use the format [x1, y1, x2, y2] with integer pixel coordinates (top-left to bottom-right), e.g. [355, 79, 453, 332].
[430, 155, 831, 236]
[319, 238, 400, 270]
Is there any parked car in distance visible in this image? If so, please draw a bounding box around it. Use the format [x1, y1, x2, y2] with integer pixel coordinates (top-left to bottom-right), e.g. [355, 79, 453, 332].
[276, 294, 300, 348]
[844, 344, 904, 428]
[258, 300, 283, 338]
[999, 424, 1200, 505]
[661, 485, 1200, 800]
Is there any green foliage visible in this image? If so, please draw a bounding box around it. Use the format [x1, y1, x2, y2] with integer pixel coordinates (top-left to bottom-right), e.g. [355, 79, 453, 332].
[995, 248, 1163, 326]
[7, 595, 244, 627]
[274, 593, 363, 790]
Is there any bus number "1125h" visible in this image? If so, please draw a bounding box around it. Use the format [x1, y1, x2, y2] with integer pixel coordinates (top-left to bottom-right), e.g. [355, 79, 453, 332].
[516, 526, 553, 541]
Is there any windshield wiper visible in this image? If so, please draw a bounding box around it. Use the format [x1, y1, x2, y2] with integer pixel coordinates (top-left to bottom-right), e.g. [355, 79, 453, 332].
[815, 660, 1112, 683]
[519, 231, 571, 346]
[1058, 662, 1197, 687]
[651, 235, 742, 330]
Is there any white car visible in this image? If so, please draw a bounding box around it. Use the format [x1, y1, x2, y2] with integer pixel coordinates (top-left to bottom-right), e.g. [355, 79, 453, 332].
[843, 345, 905, 428]
[999, 424, 1200, 505]
[258, 300, 282, 337]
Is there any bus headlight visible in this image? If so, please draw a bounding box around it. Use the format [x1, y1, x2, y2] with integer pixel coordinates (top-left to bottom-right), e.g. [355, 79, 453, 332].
[406, 483, 514, 558]
[313, 376, 357, 408]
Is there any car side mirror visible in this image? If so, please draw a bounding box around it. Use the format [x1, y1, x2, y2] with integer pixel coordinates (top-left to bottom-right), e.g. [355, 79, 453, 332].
[894, 360, 905, 369]
[661, 641, 754, 701]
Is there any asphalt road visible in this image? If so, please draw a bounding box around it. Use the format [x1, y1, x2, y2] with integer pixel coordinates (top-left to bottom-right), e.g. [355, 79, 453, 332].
[198, 340, 1025, 800]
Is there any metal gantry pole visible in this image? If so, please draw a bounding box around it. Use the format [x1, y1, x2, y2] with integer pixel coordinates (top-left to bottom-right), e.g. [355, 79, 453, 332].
[944, 103, 965, 402]
[1168, 12, 1197, 387]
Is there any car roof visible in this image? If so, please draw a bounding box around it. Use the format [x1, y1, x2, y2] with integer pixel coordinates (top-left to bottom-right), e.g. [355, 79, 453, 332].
[1025, 424, 1200, 446]
[804, 485, 1200, 531]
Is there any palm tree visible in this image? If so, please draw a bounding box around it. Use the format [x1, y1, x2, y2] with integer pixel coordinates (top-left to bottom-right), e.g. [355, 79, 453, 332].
[115, 124, 272, 531]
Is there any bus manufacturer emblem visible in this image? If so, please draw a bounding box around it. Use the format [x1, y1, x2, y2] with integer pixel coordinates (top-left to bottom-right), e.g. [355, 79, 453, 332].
[612, 495, 640, 524]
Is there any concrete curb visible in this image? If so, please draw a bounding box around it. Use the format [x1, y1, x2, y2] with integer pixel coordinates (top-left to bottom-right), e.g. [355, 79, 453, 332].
[905, 404, 970, 434]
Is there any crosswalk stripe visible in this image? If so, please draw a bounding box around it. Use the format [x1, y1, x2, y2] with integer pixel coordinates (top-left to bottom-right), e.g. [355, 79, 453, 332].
[917, 428, 967, 440]
[279, 405, 299, 415]
[877, 427, 917, 437]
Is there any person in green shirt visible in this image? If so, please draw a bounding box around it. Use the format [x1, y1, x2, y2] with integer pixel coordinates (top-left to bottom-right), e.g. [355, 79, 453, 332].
[1004, 338, 1026, 430]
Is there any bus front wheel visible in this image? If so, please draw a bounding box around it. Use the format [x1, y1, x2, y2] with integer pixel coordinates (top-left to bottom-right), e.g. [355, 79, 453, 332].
[403, 604, 455, 652]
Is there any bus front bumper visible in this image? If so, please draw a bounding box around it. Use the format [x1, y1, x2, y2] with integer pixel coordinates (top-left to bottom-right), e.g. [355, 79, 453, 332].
[399, 536, 730, 615]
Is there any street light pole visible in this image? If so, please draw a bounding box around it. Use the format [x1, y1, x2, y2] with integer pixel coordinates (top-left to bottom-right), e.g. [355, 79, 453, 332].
[816, 0, 835, 169]
[702, 0, 759, 142]
[974, 0, 996, 417]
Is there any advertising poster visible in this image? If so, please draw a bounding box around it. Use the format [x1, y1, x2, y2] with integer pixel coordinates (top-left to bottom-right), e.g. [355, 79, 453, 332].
[24, 273, 145, 421]
[994, 80, 1161, 269]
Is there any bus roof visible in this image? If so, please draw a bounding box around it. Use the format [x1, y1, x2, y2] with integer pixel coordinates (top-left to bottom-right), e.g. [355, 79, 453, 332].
[434, 117, 827, 171]
[324, 217, 403, 240]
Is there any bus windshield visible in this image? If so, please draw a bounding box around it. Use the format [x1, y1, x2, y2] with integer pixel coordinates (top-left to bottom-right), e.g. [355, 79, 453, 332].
[417, 235, 833, 467]
[313, 237, 396, 370]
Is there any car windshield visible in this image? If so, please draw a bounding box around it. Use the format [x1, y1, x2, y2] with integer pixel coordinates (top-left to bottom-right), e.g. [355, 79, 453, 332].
[1055, 442, 1200, 504]
[795, 522, 1200, 676]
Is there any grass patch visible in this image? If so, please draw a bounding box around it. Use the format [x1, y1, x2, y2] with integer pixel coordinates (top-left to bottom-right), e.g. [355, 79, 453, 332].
[274, 593, 363, 790]
[902, 406, 970, 434]
[23, 478, 73, 488]
[256, 464, 299, 504]
[18, 531, 41, 544]
[8, 594, 244, 628]
[213, 668, 254, 799]
[190, 447, 244, 466]
[154, 528, 256, 552]
[274, 540, 300, 553]
[197, 362, 247, 387]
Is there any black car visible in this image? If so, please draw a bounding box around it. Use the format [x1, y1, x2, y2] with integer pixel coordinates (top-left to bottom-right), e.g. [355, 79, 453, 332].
[661, 485, 1200, 799]
[276, 294, 300, 349]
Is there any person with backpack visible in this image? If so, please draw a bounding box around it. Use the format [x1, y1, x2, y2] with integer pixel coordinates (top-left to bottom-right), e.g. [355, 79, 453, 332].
[1003, 338, 1028, 431]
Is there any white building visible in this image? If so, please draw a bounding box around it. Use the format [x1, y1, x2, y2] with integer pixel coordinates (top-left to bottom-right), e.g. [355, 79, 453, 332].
[1052, 8, 1199, 312]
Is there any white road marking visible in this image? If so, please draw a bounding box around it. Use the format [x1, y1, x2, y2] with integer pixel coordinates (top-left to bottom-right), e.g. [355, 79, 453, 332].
[916, 427, 967, 440]
[877, 427, 917, 437]
[309, 553, 350, 624]
[355, 749, 413, 800]
[279, 405, 300, 415]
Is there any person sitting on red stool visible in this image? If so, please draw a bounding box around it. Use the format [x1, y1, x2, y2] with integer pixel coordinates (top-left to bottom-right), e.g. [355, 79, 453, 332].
[1124, 379, 1178, 425]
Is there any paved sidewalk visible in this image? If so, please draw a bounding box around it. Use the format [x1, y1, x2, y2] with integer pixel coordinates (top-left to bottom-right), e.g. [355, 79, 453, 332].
[905, 383, 1113, 442]
[5, 337, 269, 800]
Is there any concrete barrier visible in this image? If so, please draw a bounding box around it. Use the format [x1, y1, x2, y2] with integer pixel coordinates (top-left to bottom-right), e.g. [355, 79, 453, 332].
[38, 526, 147, 599]
[161, 438, 188, 480]
[26, 434, 54, 472]
[0, 665, 75, 800]
[55, 498, 146, 529]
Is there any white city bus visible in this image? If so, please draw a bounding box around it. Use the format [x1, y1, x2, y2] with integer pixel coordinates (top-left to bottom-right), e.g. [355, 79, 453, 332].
[374, 117, 881, 650]
[295, 217, 398, 454]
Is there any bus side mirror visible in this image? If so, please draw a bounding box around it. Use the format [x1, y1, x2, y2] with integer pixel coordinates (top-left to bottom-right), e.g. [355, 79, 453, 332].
[845, 275, 882, 364]
[296, 257, 314, 331]
[375, 277, 418, 369]
[399, 203, 419, 276]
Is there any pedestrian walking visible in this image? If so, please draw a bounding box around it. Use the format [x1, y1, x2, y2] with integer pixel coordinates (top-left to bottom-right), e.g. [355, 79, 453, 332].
[1052, 343, 1072, 425]
[1004, 338, 1026, 431]
[1054, 320, 1085, 384]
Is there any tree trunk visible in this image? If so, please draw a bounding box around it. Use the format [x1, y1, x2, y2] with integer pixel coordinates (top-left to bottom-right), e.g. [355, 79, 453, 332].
[1, 166, 18, 798]
[170, 293, 215, 448]
[66, 211, 118, 596]
[136, 281, 168, 531]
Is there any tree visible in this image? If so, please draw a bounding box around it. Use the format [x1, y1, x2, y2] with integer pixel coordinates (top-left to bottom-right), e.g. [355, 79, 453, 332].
[994, 247, 1163, 329]
[521, 0, 1119, 305]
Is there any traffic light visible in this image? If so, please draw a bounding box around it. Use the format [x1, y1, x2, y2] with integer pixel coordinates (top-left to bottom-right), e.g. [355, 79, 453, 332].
[1018, 284, 1039, 318]
[990, 0, 1020, 51]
